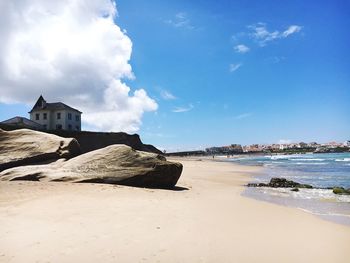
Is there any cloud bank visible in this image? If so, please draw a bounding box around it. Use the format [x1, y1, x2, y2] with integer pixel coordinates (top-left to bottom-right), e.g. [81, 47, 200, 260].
[0, 0, 157, 133]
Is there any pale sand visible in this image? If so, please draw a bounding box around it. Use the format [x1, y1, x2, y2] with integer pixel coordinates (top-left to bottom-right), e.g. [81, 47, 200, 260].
[0, 158, 349, 263]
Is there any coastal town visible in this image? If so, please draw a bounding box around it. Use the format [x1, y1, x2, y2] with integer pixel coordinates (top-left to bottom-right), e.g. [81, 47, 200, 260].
[168, 141, 350, 156]
[207, 141, 350, 155]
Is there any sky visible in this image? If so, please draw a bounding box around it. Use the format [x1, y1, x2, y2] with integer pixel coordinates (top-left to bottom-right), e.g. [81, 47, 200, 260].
[0, 0, 349, 151]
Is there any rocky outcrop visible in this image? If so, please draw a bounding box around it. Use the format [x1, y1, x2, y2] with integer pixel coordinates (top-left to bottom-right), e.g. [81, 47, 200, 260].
[333, 187, 350, 195]
[47, 130, 163, 154]
[247, 178, 313, 189]
[0, 128, 80, 172]
[248, 178, 350, 195]
[0, 125, 163, 154]
[0, 145, 182, 189]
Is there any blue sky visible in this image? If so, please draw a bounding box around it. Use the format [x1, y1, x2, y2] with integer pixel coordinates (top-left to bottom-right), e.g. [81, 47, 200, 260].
[0, 0, 349, 151]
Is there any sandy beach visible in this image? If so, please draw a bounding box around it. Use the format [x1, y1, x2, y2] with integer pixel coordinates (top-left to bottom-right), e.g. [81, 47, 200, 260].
[1, 158, 349, 263]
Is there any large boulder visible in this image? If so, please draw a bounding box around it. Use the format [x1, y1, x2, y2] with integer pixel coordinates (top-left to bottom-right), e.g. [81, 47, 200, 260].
[0, 128, 81, 171]
[0, 145, 183, 189]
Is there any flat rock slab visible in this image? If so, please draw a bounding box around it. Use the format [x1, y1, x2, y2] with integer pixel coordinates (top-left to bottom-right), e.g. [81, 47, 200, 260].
[0, 128, 81, 171]
[0, 145, 183, 189]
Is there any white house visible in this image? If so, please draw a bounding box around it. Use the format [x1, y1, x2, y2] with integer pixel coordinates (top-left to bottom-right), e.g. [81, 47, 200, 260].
[29, 95, 82, 131]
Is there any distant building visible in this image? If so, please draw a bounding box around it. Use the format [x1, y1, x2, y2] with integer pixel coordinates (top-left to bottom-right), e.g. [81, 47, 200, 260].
[0, 116, 43, 130]
[29, 95, 82, 131]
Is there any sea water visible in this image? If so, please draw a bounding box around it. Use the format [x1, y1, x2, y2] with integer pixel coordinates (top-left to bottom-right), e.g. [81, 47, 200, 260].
[227, 153, 350, 225]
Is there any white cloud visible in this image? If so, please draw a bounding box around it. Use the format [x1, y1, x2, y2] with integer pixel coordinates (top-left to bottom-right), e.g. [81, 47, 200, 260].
[160, 90, 177, 100]
[172, 104, 194, 113]
[0, 0, 157, 133]
[229, 63, 242, 72]
[235, 113, 252, 119]
[248, 23, 302, 46]
[282, 25, 302, 37]
[165, 12, 194, 29]
[234, 44, 250, 53]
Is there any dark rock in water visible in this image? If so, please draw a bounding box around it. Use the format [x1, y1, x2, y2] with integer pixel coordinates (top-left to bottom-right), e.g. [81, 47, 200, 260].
[266, 178, 313, 189]
[300, 184, 313, 189]
[248, 178, 350, 194]
[247, 177, 313, 189]
[247, 183, 267, 187]
[269, 178, 297, 188]
[0, 128, 80, 172]
[333, 187, 350, 195]
[0, 144, 182, 189]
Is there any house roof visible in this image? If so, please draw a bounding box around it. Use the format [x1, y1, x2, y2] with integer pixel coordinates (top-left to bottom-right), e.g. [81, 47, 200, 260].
[29, 95, 82, 114]
[1, 116, 43, 128]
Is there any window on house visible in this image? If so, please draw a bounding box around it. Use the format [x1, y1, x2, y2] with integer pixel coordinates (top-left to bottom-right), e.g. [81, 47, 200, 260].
[57, 112, 61, 120]
[43, 124, 47, 130]
[43, 113, 47, 120]
[75, 115, 80, 121]
[56, 124, 62, 130]
[68, 113, 72, 120]
[76, 126, 79, 131]
[68, 124, 72, 130]
[35, 113, 40, 120]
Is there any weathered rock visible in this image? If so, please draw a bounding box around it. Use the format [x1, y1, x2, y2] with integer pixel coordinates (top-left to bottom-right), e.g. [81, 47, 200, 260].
[0, 125, 163, 155]
[333, 187, 350, 195]
[291, 188, 299, 192]
[0, 128, 80, 171]
[0, 145, 183, 189]
[46, 130, 163, 154]
[247, 177, 313, 189]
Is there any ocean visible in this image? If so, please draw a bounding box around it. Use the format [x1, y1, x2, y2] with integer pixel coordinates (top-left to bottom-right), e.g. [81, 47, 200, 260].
[226, 152, 350, 225]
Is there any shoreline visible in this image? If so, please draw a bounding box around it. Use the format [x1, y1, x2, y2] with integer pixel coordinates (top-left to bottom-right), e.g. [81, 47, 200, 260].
[205, 154, 350, 226]
[174, 156, 350, 226]
[1, 158, 350, 262]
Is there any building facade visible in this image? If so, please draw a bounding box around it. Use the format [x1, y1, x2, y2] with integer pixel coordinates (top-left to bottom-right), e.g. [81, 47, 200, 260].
[29, 96, 82, 131]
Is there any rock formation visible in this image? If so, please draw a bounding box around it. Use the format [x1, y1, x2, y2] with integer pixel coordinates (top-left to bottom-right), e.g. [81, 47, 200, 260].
[0, 128, 80, 172]
[0, 145, 183, 189]
[247, 177, 313, 189]
[333, 187, 350, 195]
[45, 130, 163, 154]
[248, 178, 350, 195]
